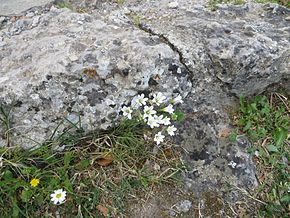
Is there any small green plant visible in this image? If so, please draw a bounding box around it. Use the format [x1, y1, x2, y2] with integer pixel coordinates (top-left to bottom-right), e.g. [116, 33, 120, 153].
[255, 0, 290, 7]
[57, 1, 74, 10]
[0, 92, 185, 217]
[234, 92, 289, 217]
[208, 0, 245, 10]
[116, 0, 126, 5]
[0, 104, 12, 146]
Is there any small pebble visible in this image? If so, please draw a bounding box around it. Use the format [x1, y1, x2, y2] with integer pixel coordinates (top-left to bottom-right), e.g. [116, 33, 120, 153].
[168, 1, 178, 9]
[26, 12, 35, 18]
[176, 200, 192, 213]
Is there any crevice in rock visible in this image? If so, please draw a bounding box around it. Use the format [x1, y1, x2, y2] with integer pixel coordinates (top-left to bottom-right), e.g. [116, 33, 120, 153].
[136, 22, 194, 79]
[205, 50, 237, 98]
[130, 18, 236, 97]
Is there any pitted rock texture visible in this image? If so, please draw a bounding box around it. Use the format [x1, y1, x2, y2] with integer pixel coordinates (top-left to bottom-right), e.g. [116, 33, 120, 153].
[0, 0, 53, 16]
[0, 7, 191, 148]
[126, 0, 290, 96]
[0, 0, 289, 215]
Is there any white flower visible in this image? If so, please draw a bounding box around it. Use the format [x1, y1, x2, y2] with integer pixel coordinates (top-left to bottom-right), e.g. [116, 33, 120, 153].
[152, 92, 166, 106]
[50, 189, 67, 205]
[154, 114, 164, 124]
[143, 105, 156, 119]
[171, 94, 183, 105]
[147, 116, 160, 128]
[121, 106, 133, 119]
[154, 132, 165, 145]
[132, 94, 148, 108]
[162, 104, 174, 114]
[167, 125, 177, 136]
[161, 116, 171, 126]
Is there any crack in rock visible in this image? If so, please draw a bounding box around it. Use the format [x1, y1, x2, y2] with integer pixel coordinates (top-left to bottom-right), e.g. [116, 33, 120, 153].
[136, 22, 194, 79]
[136, 21, 236, 98]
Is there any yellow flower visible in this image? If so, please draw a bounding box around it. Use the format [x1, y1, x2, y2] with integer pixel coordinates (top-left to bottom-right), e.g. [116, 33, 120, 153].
[30, 178, 40, 187]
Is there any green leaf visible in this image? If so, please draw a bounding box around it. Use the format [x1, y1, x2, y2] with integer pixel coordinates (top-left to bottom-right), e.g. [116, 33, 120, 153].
[140, 176, 149, 188]
[250, 103, 257, 111]
[77, 159, 90, 170]
[239, 96, 246, 113]
[273, 128, 287, 146]
[243, 121, 252, 131]
[12, 201, 20, 217]
[21, 189, 31, 203]
[64, 152, 72, 167]
[3, 169, 13, 179]
[64, 178, 73, 192]
[266, 144, 279, 153]
[171, 113, 178, 121]
[229, 130, 238, 142]
[281, 195, 290, 203]
[175, 110, 185, 122]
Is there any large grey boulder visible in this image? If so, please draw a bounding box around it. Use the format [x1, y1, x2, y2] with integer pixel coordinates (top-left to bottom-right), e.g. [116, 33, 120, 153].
[126, 0, 290, 96]
[0, 0, 289, 215]
[0, 7, 191, 148]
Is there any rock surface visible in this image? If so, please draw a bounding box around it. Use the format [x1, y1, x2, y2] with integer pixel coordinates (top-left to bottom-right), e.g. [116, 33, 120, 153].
[0, 0, 53, 16]
[0, 0, 289, 216]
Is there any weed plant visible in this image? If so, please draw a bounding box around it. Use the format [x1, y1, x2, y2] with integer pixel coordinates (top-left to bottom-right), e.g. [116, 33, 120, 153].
[234, 92, 289, 217]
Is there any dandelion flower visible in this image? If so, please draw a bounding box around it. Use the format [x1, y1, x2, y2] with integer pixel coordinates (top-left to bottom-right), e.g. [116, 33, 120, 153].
[167, 125, 177, 136]
[154, 132, 165, 145]
[30, 178, 40, 187]
[50, 189, 67, 205]
[121, 106, 133, 119]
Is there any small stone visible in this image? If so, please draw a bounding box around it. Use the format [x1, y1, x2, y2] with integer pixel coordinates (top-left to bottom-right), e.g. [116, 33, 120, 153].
[168, 209, 176, 216]
[15, 19, 30, 30]
[0, 17, 6, 24]
[32, 16, 40, 27]
[68, 54, 78, 62]
[285, 16, 290, 21]
[26, 12, 35, 18]
[168, 1, 179, 9]
[176, 200, 192, 213]
[123, 7, 131, 15]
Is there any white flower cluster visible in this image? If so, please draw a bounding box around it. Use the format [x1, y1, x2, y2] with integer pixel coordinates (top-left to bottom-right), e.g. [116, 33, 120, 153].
[121, 92, 183, 145]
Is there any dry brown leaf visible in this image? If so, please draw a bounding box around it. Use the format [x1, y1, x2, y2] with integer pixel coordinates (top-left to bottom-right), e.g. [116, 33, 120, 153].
[96, 155, 114, 166]
[97, 205, 109, 217]
[164, 147, 173, 158]
[218, 128, 232, 138]
[83, 68, 97, 78]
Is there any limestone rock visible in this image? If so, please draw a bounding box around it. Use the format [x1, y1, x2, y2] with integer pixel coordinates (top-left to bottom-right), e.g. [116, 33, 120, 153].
[0, 0, 52, 16]
[0, 7, 190, 148]
[126, 0, 290, 96]
[168, 1, 179, 9]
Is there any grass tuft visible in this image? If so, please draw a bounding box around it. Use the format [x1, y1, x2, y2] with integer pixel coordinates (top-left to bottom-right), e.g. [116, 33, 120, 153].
[255, 0, 290, 8]
[208, 0, 246, 10]
[0, 104, 13, 146]
[233, 91, 289, 217]
[0, 116, 184, 217]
